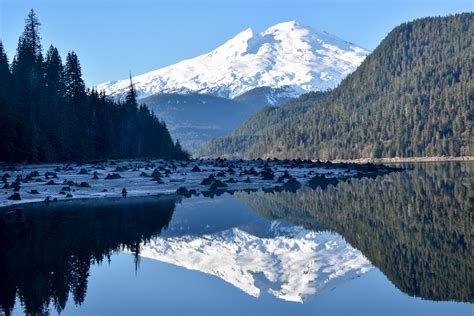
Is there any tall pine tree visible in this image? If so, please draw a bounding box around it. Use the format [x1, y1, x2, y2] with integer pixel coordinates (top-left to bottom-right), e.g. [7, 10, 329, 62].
[0, 9, 188, 163]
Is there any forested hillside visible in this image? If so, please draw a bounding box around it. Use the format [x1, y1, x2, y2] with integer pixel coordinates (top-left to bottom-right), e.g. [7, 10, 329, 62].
[0, 10, 188, 163]
[200, 92, 327, 157]
[204, 13, 473, 160]
[236, 163, 472, 302]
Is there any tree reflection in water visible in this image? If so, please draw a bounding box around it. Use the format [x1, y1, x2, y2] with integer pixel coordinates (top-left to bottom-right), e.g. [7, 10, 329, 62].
[0, 162, 471, 315]
[237, 162, 472, 303]
[0, 196, 178, 315]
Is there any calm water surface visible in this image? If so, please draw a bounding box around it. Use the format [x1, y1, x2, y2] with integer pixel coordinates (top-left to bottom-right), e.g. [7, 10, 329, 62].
[1, 162, 472, 315]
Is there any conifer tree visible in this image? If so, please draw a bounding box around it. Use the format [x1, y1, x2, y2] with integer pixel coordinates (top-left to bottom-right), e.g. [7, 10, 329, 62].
[0, 9, 188, 163]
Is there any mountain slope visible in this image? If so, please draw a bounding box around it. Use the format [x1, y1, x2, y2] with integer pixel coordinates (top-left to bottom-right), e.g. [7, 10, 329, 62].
[140, 93, 258, 152]
[139, 224, 371, 303]
[96, 21, 369, 100]
[200, 92, 327, 157]
[211, 13, 473, 160]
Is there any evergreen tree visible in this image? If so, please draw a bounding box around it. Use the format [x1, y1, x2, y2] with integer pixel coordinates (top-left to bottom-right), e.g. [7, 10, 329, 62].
[0, 41, 15, 161]
[10, 9, 44, 162]
[64, 51, 85, 100]
[0, 10, 189, 163]
[205, 13, 473, 160]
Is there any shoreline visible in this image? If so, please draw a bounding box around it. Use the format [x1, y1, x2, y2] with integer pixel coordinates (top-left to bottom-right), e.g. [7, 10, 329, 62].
[0, 159, 398, 209]
[329, 156, 473, 164]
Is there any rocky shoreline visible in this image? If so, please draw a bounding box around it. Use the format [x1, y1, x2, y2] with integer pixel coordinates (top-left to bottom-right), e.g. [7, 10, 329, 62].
[0, 158, 401, 209]
[330, 156, 473, 164]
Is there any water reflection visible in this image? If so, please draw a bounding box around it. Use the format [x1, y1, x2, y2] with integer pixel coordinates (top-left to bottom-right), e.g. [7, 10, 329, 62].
[236, 162, 473, 303]
[139, 222, 371, 303]
[0, 196, 178, 315]
[0, 162, 471, 315]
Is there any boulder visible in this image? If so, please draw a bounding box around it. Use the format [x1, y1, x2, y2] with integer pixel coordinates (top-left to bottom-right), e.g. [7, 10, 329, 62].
[105, 173, 122, 180]
[78, 168, 89, 175]
[191, 166, 201, 172]
[7, 193, 21, 200]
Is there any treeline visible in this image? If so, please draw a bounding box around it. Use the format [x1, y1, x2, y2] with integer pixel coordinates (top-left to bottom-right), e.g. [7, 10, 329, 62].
[204, 13, 473, 160]
[0, 196, 177, 315]
[200, 91, 327, 157]
[0, 10, 188, 163]
[236, 162, 472, 302]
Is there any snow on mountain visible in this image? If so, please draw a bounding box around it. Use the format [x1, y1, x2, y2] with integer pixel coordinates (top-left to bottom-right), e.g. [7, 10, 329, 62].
[138, 222, 372, 303]
[96, 21, 370, 100]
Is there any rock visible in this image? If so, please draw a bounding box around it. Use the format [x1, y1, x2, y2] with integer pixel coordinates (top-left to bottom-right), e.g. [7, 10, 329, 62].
[191, 166, 201, 172]
[200, 174, 215, 185]
[78, 168, 89, 175]
[306, 174, 339, 189]
[210, 180, 227, 191]
[2, 183, 9, 189]
[225, 178, 237, 183]
[242, 168, 258, 176]
[63, 180, 76, 186]
[140, 171, 150, 177]
[151, 169, 162, 178]
[30, 189, 39, 194]
[45, 180, 58, 185]
[114, 166, 128, 172]
[105, 173, 122, 180]
[78, 182, 91, 188]
[176, 187, 189, 196]
[66, 193, 73, 198]
[243, 177, 252, 183]
[281, 170, 292, 179]
[7, 193, 21, 200]
[216, 171, 226, 177]
[28, 171, 40, 178]
[260, 169, 274, 180]
[282, 177, 301, 192]
[92, 172, 100, 180]
[44, 171, 58, 178]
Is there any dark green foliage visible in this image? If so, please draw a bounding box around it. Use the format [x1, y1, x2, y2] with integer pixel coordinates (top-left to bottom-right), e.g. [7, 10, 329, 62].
[0, 10, 188, 163]
[206, 14, 473, 160]
[236, 162, 473, 302]
[201, 91, 327, 157]
[0, 196, 178, 315]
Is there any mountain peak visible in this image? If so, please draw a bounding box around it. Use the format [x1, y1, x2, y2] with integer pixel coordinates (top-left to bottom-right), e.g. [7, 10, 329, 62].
[96, 21, 370, 100]
[265, 20, 302, 32]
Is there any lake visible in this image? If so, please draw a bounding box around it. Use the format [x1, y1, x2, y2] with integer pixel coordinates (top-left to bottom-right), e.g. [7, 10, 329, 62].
[0, 162, 472, 316]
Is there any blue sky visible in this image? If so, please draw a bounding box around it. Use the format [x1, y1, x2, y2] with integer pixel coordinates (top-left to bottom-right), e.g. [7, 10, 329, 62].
[1, 0, 472, 86]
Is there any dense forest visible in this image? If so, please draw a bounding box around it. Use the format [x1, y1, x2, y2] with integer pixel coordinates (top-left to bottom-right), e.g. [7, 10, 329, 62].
[200, 91, 327, 157]
[0, 10, 188, 163]
[0, 196, 178, 315]
[236, 162, 473, 302]
[203, 14, 473, 160]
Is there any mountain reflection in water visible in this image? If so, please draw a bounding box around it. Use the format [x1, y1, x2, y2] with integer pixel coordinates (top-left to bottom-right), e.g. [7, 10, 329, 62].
[0, 162, 471, 315]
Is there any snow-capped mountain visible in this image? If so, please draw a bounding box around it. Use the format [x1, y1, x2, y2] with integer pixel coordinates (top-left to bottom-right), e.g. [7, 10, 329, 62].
[137, 222, 372, 303]
[96, 21, 370, 101]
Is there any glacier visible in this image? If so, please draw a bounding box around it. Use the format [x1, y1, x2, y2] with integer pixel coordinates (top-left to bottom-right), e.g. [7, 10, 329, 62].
[138, 222, 372, 303]
[96, 21, 370, 101]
